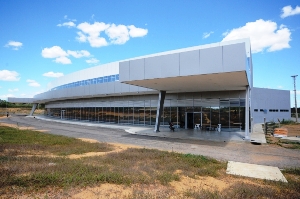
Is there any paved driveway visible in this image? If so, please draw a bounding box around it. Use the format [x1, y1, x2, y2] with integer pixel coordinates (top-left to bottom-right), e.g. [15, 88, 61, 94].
[1, 115, 300, 168]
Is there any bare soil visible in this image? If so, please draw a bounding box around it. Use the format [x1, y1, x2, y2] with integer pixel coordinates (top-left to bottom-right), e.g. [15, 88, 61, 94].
[0, 107, 44, 115]
[281, 124, 300, 137]
[266, 123, 300, 149]
[3, 137, 296, 199]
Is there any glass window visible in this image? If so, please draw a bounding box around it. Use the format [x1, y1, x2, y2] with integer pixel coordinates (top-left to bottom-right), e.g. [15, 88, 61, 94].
[115, 74, 119, 81]
[107, 76, 111, 82]
[123, 106, 129, 124]
[104, 76, 108, 83]
[111, 75, 115, 82]
[202, 107, 211, 128]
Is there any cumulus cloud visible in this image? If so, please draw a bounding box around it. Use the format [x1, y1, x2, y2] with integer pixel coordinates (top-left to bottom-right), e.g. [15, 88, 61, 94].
[67, 50, 90, 58]
[76, 22, 148, 47]
[54, 56, 71, 64]
[128, 25, 148, 37]
[281, 5, 300, 18]
[43, 72, 64, 78]
[76, 31, 87, 42]
[8, 88, 19, 92]
[0, 70, 20, 81]
[27, 79, 40, 87]
[202, 31, 214, 39]
[57, 21, 76, 28]
[41, 46, 68, 58]
[41, 46, 70, 64]
[5, 40, 23, 50]
[77, 22, 109, 47]
[86, 58, 99, 64]
[41, 46, 91, 64]
[106, 24, 129, 44]
[222, 19, 291, 53]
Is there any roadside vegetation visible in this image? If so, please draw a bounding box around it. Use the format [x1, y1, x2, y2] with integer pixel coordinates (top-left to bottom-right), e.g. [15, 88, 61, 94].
[0, 125, 299, 198]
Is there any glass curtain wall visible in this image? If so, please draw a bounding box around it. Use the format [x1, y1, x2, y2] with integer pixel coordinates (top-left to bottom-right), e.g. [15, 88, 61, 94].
[47, 97, 246, 130]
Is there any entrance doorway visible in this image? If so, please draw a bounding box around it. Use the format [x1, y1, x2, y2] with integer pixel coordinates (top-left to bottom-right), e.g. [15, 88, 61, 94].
[185, 112, 202, 129]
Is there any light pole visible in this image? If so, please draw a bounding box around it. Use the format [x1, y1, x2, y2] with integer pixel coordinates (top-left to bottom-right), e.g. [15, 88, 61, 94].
[291, 75, 298, 122]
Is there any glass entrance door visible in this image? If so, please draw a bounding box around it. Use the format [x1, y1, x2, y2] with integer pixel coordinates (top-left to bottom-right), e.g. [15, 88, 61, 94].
[194, 112, 201, 127]
[185, 112, 202, 129]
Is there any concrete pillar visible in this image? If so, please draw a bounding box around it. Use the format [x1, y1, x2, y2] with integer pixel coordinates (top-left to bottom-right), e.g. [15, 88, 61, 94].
[245, 86, 250, 140]
[154, 91, 166, 132]
[29, 103, 38, 116]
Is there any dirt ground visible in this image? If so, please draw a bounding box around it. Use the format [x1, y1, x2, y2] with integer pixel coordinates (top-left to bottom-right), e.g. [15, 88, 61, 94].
[281, 124, 300, 137]
[0, 108, 44, 115]
[8, 137, 278, 199]
[1, 119, 299, 198]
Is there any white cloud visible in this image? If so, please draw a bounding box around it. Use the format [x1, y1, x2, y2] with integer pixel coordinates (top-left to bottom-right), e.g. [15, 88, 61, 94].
[222, 19, 291, 53]
[8, 88, 19, 92]
[41, 46, 68, 58]
[0, 70, 20, 81]
[76, 22, 148, 47]
[77, 22, 109, 47]
[5, 40, 23, 50]
[106, 24, 129, 44]
[128, 25, 148, 37]
[281, 5, 300, 18]
[76, 31, 87, 42]
[202, 31, 214, 39]
[43, 72, 64, 78]
[54, 56, 71, 64]
[57, 21, 76, 28]
[67, 50, 90, 58]
[41, 46, 91, 64]
[26, 79, 40, 87]
[41, 46, 70, 64]
[0, 94, 15, 100]
[86, 58, 99, 64]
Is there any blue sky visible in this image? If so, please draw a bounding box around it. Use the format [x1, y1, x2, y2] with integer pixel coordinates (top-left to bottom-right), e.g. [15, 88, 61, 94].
[1, 0, 300, 107]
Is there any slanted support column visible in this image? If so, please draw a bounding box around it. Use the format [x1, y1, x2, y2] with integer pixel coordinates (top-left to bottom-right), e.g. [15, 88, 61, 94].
[154, 91, 166, 132]
[29, 103, 38, 116]
[245, 86, 250, 140]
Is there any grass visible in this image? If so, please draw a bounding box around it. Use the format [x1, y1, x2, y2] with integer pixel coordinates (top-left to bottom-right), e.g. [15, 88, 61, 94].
[1, 125, 300, 198]
[0, 126, 113, 156]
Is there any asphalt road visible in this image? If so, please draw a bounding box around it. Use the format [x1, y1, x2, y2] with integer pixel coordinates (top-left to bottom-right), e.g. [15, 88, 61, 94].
[1, 115, 300, 168]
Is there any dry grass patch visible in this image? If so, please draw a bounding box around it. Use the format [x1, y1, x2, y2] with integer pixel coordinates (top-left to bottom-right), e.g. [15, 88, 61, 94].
[1, 124, 300, 198]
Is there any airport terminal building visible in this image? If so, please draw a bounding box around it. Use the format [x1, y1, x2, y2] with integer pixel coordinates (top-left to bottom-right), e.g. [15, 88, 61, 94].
[8, 39, 291, 138]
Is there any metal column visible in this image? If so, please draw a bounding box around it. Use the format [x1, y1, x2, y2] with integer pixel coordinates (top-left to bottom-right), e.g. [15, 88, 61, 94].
[245, 86, 250, 140]
[29, 103, 38, 116]
[154, 91, 166, 132]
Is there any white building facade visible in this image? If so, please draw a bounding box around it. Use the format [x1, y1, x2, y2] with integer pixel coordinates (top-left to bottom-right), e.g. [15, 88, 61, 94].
[8, 39, 291, 138]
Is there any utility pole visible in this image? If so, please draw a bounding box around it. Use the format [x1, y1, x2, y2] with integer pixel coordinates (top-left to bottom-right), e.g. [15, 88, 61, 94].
[291, 75, 298, 122]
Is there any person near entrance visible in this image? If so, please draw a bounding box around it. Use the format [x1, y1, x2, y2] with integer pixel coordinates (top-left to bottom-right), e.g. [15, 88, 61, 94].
[169, 122, 175, 132]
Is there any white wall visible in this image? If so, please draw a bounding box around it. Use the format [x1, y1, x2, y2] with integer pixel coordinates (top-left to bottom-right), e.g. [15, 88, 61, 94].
[251, 87, 290, 123]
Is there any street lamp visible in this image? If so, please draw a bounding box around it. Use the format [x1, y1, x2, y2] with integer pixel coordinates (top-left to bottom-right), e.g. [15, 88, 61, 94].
[291, 75, 298, 122]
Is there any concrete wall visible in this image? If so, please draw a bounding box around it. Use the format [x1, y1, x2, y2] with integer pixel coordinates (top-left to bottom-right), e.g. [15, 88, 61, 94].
[251, 87, 290, 123]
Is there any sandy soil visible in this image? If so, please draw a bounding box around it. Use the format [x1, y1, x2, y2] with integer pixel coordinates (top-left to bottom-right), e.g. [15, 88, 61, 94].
[281, 124, 300, 137]
[0, 107, 44, 115]
[0, 121, 49, 132]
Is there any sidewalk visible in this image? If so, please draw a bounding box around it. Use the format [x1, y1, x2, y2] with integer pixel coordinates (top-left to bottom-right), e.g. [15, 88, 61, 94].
[32, 115, 265, 143]
[250, 123, 267, 144]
